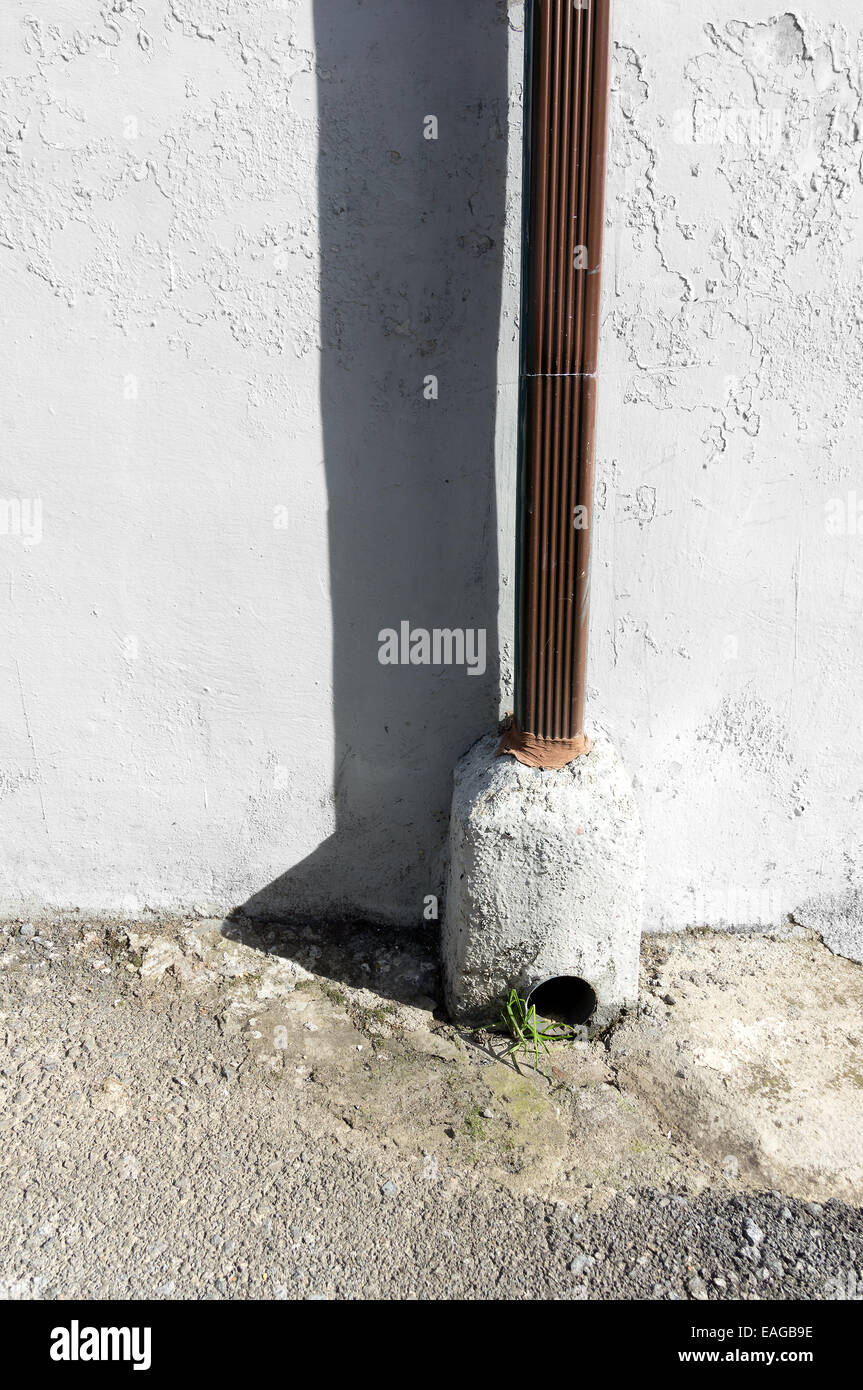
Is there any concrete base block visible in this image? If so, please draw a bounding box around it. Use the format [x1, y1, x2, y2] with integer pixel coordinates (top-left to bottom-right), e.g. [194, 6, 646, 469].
[443, 722, 644, 1028]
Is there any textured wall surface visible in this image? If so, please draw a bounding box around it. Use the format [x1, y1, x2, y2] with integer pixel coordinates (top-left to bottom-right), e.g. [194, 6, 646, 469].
[0, 0, 507, 924]
[587, 1, 863, 946]
[1, 2, 861, 946]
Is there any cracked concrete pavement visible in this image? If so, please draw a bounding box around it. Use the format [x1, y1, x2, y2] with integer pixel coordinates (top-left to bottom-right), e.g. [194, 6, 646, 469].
[0, 916, 861, 1299]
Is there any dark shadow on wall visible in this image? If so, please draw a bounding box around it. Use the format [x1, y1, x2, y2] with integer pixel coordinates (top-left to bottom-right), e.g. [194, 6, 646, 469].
[231, 0, 509, 941]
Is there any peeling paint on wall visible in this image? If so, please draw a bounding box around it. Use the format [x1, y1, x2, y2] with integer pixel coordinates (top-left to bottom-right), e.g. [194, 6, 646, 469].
[1, 3, 862, 955]
[584, 3, 863, 948]
[1, 0, 505, 925]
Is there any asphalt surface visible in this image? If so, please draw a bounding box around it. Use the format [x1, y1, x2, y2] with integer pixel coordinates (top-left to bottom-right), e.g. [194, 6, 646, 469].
[1, 920, 861, 1300]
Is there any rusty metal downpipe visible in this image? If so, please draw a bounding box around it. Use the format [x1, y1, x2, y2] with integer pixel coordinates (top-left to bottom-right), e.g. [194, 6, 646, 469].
[446, 8, 642, 1021]
[498, 0, 612, 769]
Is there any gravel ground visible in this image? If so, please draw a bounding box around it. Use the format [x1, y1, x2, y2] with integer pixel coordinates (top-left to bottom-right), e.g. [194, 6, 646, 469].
[1, 919, 861, 1301]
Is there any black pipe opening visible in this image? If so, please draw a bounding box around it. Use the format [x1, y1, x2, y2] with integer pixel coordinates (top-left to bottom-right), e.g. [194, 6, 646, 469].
[528, 975, 597, 1026]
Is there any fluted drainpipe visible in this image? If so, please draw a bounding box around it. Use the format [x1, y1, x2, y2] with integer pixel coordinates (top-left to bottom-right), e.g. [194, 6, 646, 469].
[498, 0, 612, 769]
[442, 0, 642, 1029]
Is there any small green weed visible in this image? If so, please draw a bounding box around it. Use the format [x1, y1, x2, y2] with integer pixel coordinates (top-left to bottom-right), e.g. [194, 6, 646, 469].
[491, 989, 577, 1072]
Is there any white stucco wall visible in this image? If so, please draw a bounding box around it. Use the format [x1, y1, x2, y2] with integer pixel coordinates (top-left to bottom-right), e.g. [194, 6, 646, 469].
[591, 2, 863, 952]
[1, 2, 861, 953]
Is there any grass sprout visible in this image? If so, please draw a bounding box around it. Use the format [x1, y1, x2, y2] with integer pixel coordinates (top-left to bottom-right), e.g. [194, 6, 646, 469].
[491, 988, 577, 1072]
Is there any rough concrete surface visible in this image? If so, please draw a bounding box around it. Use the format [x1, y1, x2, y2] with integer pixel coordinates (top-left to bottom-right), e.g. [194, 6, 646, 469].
[612, 932, 863, 1204]
[791, 892, 863, 967]
[1, 916, 861, 1299]
[444, 725, 643, 1026]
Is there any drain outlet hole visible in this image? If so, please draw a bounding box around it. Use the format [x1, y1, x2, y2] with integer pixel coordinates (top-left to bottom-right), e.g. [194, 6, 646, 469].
[528, 976, 597, 1026]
